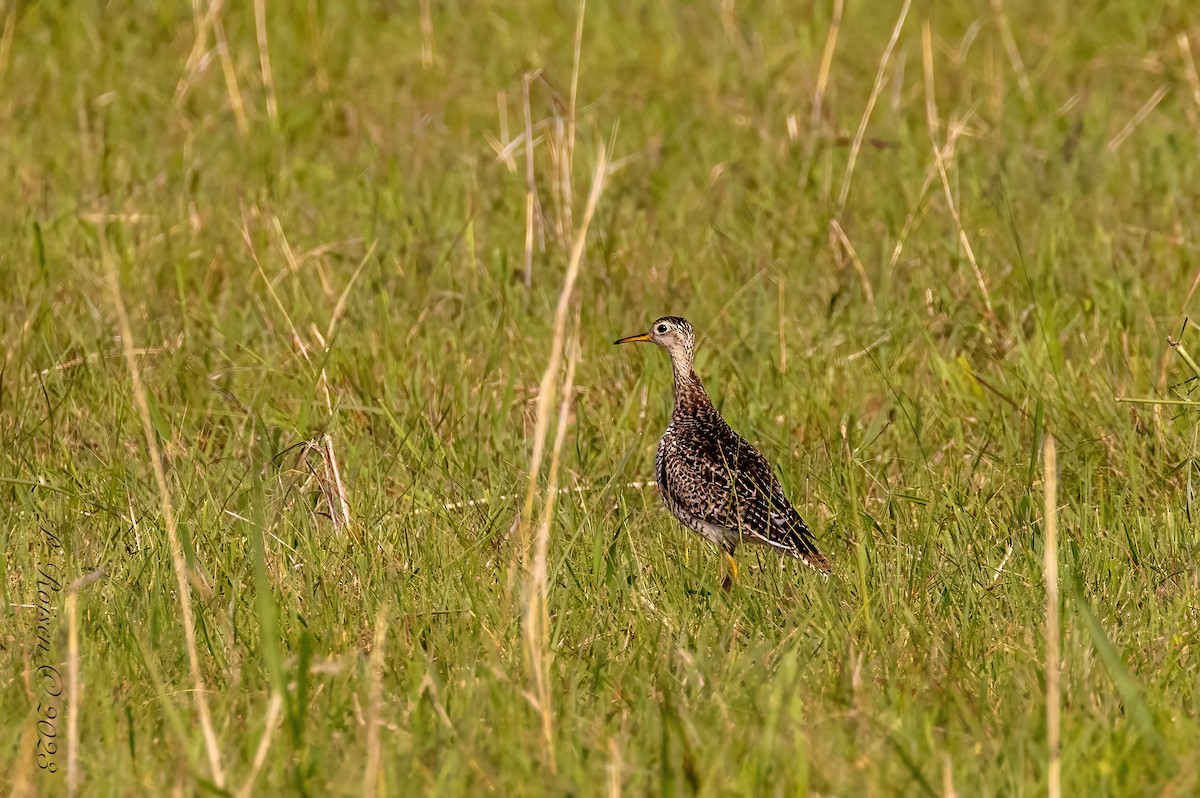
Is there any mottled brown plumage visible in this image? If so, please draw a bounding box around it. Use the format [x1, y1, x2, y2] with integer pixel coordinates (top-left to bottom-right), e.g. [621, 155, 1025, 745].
[615, 316, 831, 584]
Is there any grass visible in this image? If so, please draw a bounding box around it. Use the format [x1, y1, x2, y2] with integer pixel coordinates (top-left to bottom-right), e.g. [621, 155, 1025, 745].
[4, 0, 1200, 794]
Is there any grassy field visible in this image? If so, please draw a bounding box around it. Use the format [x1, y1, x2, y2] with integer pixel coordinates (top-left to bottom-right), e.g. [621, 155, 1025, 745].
[4, 0, 1200, 794]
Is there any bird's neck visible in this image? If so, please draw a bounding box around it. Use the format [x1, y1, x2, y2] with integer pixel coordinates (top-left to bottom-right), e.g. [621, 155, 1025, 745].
[672, 367, 715, 417]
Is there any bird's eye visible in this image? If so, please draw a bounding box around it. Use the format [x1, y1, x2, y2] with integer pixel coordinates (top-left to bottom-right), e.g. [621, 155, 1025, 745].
[656, 324, 669, 334]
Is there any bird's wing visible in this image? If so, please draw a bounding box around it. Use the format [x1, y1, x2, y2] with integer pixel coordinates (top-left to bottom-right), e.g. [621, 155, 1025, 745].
[659, 432, 736, 531]
[740, 450, 831, 572]
[664, 425, 830, 572]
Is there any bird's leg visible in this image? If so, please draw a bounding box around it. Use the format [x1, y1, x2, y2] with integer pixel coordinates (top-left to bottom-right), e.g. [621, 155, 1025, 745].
[721, 551, 739, 591]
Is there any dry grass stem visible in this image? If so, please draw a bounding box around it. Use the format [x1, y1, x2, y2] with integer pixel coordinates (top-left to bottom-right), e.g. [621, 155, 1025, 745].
[546, 0, 586, 244]
[1179, 34, 1200, 113]
[66, 591, 79, 797]
[0, 1, 17, 91]
[846, 331, 891, 362]
[516, 135, 607, 770]
[549, 118, 570, 245]
[922, 29, 994, 319]
[362, 605, 388, 798]
[419, 0, 433, 68]
[524, 325, 580, 770]
[39, 342, 178, 376]
[1107, 84, 1170, 152]
[991, 0, 1033, 101]
[942, 754, 957, 798]
[922, 20, 938, 134]
[213, 16, 250, 135]
[932, 131, 992, 320]
[235, 692, 285, 798]
[990, 542, 1014, 588]
[887, 115, 968, 273]
[99, 227, 226, 787]
[324, 433, 352, 530]
[253, 0, 278, 124]
[569, 1, 585, 174]
[1044, 435, 1060, 798]
[408, 481, 652, 516]
[175, 0, 226, 104]
[829, 218, 875, 303]
[1115, 396, 1200, 407]
[245, 225, 309, 360]
[811, 0, 844, 128]
[517, 147, 608, 550]
[706, 266, 769, 336]
[777, 278, 787, 374]
[522, 71, 540, 289]
[608, 737, 623, 798]
[326, 242, 375, 342]
[836, 0, 911, 214]
[494, 91, 518, 172]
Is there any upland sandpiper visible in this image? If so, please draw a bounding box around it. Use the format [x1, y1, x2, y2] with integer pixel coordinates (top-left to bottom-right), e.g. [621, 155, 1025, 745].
[615, 316, 831, 587]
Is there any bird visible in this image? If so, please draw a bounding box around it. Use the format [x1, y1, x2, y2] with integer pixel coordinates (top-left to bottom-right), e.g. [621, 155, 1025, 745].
[615, 316, 830, 588]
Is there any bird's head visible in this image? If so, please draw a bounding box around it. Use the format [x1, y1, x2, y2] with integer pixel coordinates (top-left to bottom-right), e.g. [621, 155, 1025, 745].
[614, 316, 695, 370]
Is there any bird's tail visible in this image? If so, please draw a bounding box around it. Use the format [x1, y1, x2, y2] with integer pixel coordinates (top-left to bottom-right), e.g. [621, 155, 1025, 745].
[789, 526, 832, 574]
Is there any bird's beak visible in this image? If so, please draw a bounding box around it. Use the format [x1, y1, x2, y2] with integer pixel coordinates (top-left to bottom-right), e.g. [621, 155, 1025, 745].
[613, 332, 652, 345]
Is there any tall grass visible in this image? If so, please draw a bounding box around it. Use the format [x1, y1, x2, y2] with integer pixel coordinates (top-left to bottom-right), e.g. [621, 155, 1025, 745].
[4, 1, 1200, 794]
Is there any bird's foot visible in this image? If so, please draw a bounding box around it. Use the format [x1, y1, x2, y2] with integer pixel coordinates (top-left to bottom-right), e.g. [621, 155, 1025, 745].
[722, 551, 739, 591]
